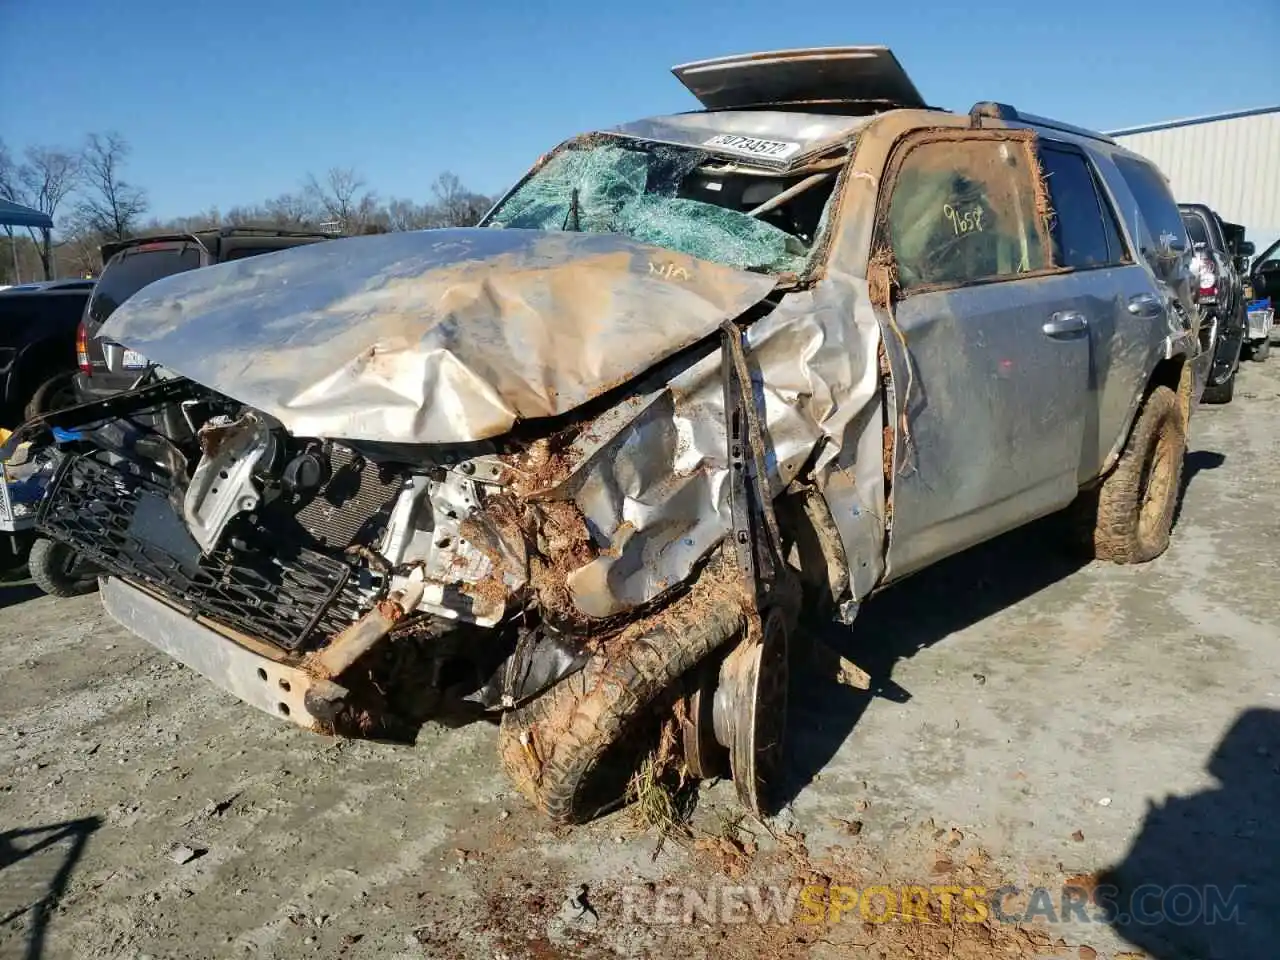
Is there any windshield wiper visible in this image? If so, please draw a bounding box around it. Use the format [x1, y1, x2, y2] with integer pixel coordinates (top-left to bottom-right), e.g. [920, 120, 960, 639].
[562, 188, 581, 232]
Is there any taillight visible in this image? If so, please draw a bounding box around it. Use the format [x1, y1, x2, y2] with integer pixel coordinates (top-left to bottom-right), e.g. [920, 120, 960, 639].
[76, 321, 92, 376]
[1198, 266, 1217, 299]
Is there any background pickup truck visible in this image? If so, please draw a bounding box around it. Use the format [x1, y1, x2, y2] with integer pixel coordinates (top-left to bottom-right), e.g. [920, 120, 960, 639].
[0, 279, 96, 426]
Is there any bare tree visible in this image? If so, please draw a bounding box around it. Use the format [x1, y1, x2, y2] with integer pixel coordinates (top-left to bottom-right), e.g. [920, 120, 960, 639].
[304, 168, 376, 234]
[58, 225, 105, 278]
[0, 139, 20, 282]
[384, 197, 433, 232]
[17, 146, 79, 277]
[0, 140, 17, 203]
[427, 172, 491, 228]
[263, 192, 320, 228]
[73, 132, 149, 241]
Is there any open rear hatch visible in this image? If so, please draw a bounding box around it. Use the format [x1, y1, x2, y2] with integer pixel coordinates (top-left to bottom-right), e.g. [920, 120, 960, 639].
[672, 46, 926, 111]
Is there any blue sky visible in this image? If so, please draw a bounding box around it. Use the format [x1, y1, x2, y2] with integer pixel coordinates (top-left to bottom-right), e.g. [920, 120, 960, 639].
[3, 0, 1277, 222]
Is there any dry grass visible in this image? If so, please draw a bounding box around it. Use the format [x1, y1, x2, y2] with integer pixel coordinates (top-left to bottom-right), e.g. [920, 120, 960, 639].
[626, 719, 696, 856]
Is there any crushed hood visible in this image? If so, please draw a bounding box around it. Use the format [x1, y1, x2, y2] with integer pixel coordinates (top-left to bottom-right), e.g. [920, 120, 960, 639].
[102, 228, 777, 444]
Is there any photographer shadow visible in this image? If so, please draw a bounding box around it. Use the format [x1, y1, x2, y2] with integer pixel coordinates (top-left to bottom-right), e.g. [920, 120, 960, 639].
[0, 816, 102, 960]
[1098, 708, 1279, 960]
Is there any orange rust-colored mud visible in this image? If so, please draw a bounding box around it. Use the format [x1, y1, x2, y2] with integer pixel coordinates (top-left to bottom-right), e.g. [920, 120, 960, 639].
[461, 569, 509, 611]
[525, 499, 598, 621]
[867, 246, 897, 307]
[505, 436, 581, 498]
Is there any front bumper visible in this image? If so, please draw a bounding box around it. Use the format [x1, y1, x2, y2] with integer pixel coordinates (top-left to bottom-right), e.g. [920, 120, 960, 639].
[100, 576, 348, 732]
[1208, 314, 1245, 386]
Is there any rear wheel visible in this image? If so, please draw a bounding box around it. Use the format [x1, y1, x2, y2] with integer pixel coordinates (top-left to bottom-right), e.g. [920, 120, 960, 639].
[1080, 385, 1185, 564]
[28, 538, 100, 598]
[24, 371, 78, 421]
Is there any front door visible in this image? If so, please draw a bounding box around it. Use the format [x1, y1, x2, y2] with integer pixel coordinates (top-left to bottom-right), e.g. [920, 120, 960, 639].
[876, 129, 1091, 580]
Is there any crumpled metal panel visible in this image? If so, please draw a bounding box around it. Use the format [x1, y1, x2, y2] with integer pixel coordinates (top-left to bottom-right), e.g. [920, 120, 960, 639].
[100, 229, 776, 445]
[553, 269, 887, 619]
[96, 212, 888, 626]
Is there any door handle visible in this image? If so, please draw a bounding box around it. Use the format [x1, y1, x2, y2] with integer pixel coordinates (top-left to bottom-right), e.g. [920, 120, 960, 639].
[1042, 312, 1089, 337]
[1127, 293, 1163, 318]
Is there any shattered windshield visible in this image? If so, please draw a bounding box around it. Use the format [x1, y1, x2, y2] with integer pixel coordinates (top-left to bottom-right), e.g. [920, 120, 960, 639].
[484, 137, 838, 275]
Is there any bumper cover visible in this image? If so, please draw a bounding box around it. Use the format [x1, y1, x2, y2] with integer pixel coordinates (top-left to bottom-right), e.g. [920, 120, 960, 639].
[1210, 320, 1245, 385]
[100, 576, 348, 732]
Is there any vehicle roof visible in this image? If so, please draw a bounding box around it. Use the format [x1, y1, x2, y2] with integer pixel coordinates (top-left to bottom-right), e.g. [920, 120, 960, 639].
[100, 226, 335, 265]
[0, 278, 95, 297]
[608, 104, 1138, 173]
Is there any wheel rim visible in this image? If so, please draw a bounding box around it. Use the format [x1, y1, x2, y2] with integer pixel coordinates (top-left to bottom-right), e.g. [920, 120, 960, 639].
[1137, 421, 1179, 540]
[725, 608, 789, 816]
[680, 660, 729, 780]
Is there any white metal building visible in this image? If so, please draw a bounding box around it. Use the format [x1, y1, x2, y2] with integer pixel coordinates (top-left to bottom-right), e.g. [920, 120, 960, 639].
[1110, 105, 1280, 253]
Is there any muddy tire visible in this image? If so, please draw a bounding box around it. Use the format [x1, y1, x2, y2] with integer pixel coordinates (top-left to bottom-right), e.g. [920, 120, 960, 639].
[1080, 385, 1185, 564]
[498, 584, 744, 825]
[28, 538, 99, 598]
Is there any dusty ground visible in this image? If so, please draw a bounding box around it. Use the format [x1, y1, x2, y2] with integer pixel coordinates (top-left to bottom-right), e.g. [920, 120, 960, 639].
[2, 357, 1278, 960]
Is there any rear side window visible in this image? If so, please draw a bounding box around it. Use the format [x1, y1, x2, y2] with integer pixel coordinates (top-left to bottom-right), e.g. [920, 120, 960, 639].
[1112, 157, 1189, 257]
[886, 135, 1049, 291]
[88, 246, 202, 325]
[1181, 213, 1209, 247]
[1040, 146, 1127, 269]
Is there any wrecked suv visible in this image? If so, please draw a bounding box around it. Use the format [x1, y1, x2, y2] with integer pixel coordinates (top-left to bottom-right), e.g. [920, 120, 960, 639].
[7, 48, 1204, 824]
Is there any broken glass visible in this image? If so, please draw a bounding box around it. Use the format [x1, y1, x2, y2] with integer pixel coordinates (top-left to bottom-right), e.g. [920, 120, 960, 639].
[486, 138, 824, 275]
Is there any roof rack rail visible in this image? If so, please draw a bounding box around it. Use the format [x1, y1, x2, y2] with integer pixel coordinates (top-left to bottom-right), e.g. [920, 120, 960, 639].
[968, 101, 1116, 145]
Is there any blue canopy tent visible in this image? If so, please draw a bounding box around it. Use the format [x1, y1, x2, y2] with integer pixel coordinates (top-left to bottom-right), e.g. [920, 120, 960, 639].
[0, 198, 54, 283]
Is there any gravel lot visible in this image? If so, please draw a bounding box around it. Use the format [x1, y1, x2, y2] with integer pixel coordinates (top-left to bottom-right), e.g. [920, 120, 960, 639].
[2, 358, 1278, 960]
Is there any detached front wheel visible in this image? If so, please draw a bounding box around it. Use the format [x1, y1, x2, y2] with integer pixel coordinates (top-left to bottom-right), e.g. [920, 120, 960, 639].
[498, 578, 746, 825]
[1079, 385, 1186, 564]
[28, 538, 100, 598]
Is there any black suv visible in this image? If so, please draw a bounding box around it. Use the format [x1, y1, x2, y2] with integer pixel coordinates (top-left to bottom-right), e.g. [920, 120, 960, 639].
[1247, 235, 1280, 358]
[76, 227, 336, 401]
[1179, 203, 1249, 403]
[1, 278, 97, 425]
